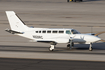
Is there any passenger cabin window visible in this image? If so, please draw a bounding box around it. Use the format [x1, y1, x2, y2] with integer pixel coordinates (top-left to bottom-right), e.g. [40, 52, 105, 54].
[47, 31, 51, 33]
[59, 31, 64, 33]
[42, 31, 46, 33]
[39, 31, 41, 33]
[66, 30, 71, 34]
[53, 31, 57, 33]
[36, 31, 38, 33]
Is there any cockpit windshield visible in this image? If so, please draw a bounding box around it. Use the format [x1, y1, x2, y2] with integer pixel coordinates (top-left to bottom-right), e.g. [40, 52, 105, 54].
[71, 29, 81, 34]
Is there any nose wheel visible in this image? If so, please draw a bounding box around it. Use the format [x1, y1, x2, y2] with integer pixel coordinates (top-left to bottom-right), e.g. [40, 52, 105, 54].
[89, 43, 93, 51]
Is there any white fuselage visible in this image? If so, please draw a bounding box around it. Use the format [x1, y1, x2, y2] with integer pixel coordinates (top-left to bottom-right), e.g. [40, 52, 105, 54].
[17, 28, 101, 44]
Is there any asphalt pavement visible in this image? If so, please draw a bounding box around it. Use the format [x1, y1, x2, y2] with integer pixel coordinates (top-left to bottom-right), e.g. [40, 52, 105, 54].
[0, 58, 105, 70]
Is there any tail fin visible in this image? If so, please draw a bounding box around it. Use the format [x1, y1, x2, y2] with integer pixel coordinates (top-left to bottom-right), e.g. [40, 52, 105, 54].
[5, 11, 29, 32]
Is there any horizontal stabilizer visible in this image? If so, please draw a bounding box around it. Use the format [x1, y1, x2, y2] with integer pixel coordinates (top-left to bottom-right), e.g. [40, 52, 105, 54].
[5, 28, 24, 34]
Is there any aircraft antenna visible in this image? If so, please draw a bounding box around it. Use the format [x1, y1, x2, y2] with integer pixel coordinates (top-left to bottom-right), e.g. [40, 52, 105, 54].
[91, 26, 93, 34]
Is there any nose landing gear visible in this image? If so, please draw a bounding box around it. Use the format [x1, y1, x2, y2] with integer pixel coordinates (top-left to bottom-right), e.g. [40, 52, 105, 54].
[89, 43, 93, 51]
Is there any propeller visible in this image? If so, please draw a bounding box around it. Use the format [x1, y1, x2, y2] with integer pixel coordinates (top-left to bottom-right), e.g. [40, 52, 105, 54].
[100, 39, 105, 42]
[89, 27, 105, 42]
[94, 31, 105, 42]
[94, 31, 105, 36]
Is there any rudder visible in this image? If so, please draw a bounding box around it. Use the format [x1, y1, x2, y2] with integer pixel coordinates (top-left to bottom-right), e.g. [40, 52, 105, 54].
[6, 11, 29, 32]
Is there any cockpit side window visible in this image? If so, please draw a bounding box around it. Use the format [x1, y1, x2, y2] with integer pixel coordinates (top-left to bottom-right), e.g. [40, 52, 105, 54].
[66, 30, 71, 34]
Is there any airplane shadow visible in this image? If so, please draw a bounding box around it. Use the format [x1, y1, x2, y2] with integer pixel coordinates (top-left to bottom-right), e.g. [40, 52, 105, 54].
[83, 0, 102, 2]
[0, 42, 105, 54]
[74, 42, 105, 50]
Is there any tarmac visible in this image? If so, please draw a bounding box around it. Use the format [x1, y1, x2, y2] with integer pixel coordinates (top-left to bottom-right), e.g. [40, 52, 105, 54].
[0, 58, 105, 70]
[0, 0, 105, 63]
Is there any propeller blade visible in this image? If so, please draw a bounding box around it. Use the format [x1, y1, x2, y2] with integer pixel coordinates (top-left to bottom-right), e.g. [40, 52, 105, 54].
[94, 31, 105, 42]
[94, 31, 105, 36]
[100, 39, 105, 42]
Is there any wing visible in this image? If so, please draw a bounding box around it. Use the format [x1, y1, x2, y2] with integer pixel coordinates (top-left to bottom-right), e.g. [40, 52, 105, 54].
[31, 38, 69, 44]
[36, 39, 57, 44]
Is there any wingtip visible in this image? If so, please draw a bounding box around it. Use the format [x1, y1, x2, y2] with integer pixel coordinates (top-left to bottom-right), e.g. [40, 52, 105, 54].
[5, 11, 15, 14]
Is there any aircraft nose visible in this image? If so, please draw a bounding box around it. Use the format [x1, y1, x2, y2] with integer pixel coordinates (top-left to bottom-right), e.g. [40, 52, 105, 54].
[94, 37, 101, 42]
[89, 36, 101, 43]
[85, 35, 101, 43]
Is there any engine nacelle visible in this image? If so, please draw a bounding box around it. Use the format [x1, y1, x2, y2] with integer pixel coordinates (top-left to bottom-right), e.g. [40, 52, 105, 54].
[55, 39, 69, 43]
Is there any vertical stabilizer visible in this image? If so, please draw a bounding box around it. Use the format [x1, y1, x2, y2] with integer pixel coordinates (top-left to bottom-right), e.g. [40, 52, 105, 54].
[6, 11, 29, 32]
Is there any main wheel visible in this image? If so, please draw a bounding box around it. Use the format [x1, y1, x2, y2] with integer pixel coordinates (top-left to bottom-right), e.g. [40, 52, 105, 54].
[67, 0, 69, 2]
[89, 47, 93, 51]
[74, 0, 76, 2]
[80, 0, 82, 2]
[49, 45, 55, 51]
[49, 47, 54, 51]
[67, 44, 70, 49]
[49, 49, 54, 51]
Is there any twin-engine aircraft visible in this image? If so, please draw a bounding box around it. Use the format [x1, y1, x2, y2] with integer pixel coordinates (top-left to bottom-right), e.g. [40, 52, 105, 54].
[5, 11, 103, 51]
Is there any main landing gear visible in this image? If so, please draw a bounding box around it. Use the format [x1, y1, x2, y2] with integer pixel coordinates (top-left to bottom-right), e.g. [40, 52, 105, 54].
[67, 42, 74, 49]
[49, 45, 55, 51]
[49, 42, 56, 51]
[49, 42, 93, 51]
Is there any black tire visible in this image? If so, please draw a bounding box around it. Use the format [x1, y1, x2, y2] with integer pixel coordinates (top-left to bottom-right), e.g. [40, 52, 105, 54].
[74, 0, 76, 2]
[52, 49, 54, 51]
[72, 42, 74, 46]
[67, 0, 69, 2]
[67, 44, 70, 49]
[80, 0, 82, 2]
[67, 44, 70, 47]
[49, 48, 54, 51]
